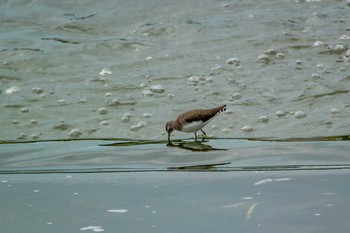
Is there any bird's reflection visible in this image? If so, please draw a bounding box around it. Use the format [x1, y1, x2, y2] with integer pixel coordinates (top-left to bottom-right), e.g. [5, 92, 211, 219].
[166, 140, 227, 151]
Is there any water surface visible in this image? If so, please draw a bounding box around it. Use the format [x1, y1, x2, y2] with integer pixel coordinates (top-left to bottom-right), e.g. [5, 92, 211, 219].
[1, 139, 350, 233]
[1, 0, 349, 141]
[1, 1, 350, 232]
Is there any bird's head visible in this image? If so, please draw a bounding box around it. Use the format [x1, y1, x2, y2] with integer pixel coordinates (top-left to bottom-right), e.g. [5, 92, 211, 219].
[165, 121, 176, 134]
[165, 121, 177, 142]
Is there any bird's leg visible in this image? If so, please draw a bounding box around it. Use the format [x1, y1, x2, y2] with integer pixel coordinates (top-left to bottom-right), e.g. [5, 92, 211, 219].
[194, 132, 197, 142]
[167, 133, 171, 143]
[200, 129, 206, 142]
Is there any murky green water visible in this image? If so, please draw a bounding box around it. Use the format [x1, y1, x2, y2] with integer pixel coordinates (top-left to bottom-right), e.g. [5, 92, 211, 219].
[1, 0, 350, 232]
[1, 0, 349, 140]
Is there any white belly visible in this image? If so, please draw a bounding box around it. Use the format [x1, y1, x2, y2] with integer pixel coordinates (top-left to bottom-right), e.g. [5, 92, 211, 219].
[181, 121, 209, 133]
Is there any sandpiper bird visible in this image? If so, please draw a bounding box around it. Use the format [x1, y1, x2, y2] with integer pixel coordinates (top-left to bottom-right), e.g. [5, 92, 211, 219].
[166, 105, 226, 142]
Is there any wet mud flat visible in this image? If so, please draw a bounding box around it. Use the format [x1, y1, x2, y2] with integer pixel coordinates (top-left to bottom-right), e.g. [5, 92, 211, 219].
[1, 138, 350, 233]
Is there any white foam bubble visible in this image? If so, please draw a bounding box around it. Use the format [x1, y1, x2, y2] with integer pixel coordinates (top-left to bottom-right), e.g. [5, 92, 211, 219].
[20, 107, 29, 113]
[187, 76, 201, 85]
[313, 41, 324, 47]
[294, 111, 306, 118]
[339, 35, 350, 40]
[121, 116, 130, 122]
[150, 84, 165, 93]
[241, 125, 253, 132]
[346, 49, 350, 57]
[130, 121, 147, 131]
[107, 209, 128, 213]
[222, 128, 231, 133]
[31, 87, 43, 94]
[330, 108, 340, 114]
[99, 68, 112, 76]
[330, 44, 346, 53]
[275, 178, 291, 182]
[211, 125, 218, 130]
[57, 99, 66, 105]
[275, 52, 285, 59]
[5, 86, 20, 94]
[254, 179, 273, 186]
[121, 113, 132, 122]
[30, 134, 40, 140]
[231, 93, 242, 99]
[79, 98, 87, 103]
[98, 108, 108, 115]
[18, 133, 27, 139]
[258, 116, 269, 123]
[212, 64, 224, 71]
[296, 59, 303, 65]
[100, 120, 109, 126]
[254, 178, 290, 186]
[276, 110, 286, 117]
[142, 113, 152, 118]
[68, 129, 82, 137]
[80, 226, 104, 232]
[226, 57, 240, 65]
[142, 90, 153, 97]
[108, 98, 120, 106]
[124, 113, 133, 118]
[256, 54, 270, 64]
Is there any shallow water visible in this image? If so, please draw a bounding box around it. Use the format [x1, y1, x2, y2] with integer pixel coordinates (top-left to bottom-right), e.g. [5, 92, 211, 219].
[1, 1, 350, 232]
[1, 0, 350, 141]
[1, 139, 350, 233]
[1, 138, 350, 173]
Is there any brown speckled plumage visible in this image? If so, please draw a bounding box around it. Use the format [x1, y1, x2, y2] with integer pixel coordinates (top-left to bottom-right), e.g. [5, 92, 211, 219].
[166, 105, 226, 142]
